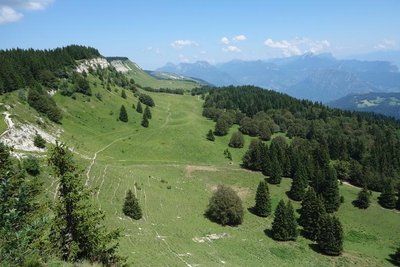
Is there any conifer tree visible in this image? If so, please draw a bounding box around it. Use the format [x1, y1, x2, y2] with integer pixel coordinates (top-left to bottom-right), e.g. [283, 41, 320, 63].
[378, 181, 396, 209]
[355, 187, 370, 209]
[317, 215, 343, 256]
[268, 154, 282, 184]
[253, 180, 271, 217]
[144, 105, 152, 119]
[136, 101, 143, 113]
[119, 105, 128, 122]
[321, 166, 340, 213]
[206, 129, 215, 141]
[270, 200, 297, 241]
[121, 89, 127, 99]
[288, 165, 308, 201]
[141, 113, 149, 128]
[123, 189, 142, 220]
[299, 187, 326, 241]
[48, 142, 123, 265]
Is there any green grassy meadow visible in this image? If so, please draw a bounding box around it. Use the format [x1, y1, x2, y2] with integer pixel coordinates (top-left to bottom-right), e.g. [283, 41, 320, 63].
[1, 74, 399, 266]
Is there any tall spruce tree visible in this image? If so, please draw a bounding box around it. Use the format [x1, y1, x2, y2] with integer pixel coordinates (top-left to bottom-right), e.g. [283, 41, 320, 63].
[206, 129, 215, 141]
[119, 105, 128, 122]
[298, 187, 326, 241]
[144, 105, 152, 119]
[268, 154, 282, 184]
[378, 181, 396, 209]
[136, 101, 143, 113]
[270, 200, 297, 241]
[141, 113, 149, 128]
[317, 215, 343, 256]
[48, 142, 123, 265]
[123, 189, 142, 220]
[253, 180, 271, 217]
[355, 187, 370, 209]
[288, 165, 308, 201]
[321, 166, 340, 213]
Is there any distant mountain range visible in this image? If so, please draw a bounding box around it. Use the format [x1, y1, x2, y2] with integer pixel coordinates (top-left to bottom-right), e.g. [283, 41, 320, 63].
[156, 52, 400, 103]
[329, 92, 400, 119]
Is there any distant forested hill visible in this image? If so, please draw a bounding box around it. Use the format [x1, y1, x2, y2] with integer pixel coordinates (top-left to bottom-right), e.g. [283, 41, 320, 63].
[199, 85, 400, 191]
[329, 92, 400, 119]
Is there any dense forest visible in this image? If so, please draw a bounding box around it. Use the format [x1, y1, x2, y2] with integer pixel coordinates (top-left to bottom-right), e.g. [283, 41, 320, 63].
[201, 86, 400, 192]
[0, 45, 100, 94]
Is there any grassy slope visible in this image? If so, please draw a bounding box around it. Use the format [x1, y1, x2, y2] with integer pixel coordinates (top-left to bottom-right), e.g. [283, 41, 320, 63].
[124, 61, 200, 90]
[1, 73, 399, 266]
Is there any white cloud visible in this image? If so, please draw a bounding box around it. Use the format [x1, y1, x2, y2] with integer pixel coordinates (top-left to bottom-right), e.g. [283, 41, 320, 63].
[178, 54, 190, 63]
[233, 34, 247, 42]
[223, 45, 241, 53]
[264, 37, 330, 56]
[0, 6, 22, 24]
[171, 39, 198, 49]
[0, 0, 53, 24]
[375, 39, 397, 50]
[220, 36, 230, 45]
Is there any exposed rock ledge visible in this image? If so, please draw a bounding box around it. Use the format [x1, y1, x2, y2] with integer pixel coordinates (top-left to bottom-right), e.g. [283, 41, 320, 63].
[76, 57, 110, 73]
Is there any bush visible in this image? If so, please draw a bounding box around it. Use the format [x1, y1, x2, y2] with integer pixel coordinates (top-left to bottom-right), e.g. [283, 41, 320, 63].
[23, 156, 40, 176]
[139, 94, 155, 107]
[33, 134, 46, 148]
[229, 131, 245, 148]
[205, 185, 244, 226]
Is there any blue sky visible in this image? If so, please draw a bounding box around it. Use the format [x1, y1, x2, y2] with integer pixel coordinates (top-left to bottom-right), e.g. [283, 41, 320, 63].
[0, 0, 399, 69]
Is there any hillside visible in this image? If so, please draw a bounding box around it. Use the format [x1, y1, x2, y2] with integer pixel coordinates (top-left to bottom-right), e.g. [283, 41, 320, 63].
[157, 53, 400, 102]
[329, 92, 400, 119]
[1, 48, 400, 266]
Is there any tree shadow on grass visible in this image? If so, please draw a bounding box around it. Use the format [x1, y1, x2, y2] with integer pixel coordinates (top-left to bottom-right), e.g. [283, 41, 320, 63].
[264, 228, 274, 239]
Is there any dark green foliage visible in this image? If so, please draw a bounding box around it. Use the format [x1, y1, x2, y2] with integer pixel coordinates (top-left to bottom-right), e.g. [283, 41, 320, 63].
[23, 156, 40, 176]
[123, 190, 142, 220]
[139, 94, 155, 107]
[253, 181, 271, 217]
[144, 105, 152, 119]
[119, 105, 128, 122]
[321, 166, 341, 213]
[0, 143, 47, 266]
[317, 215, 343, 256]
[0, 45, 100, 94]
[229, 131, 245, 148]
[214, 113, 234, 136]
[206, 129, 215, 141]
[355, 187, 370, 209]
[378, 181, 396, 209]
[33, 134, 46, 149]
[121, 89, 127, 99]
[136, 101, 143, 113]
[397, 192, 400, 210]
[141, 113, 149, 128]
[205, 185, 244, 226]
[223, 148, 232, 161]
[390, 246, 400, 265]
[72, 73, 91, 96]
[242, 140, 268, 171]
[288, 165, 308, 201]
[48, 143, 123, 265]
[28, 84, 62, 123]
[270, 200, 298, 241]
[268, 155, 282, 184]
[299, 187, 326, 241]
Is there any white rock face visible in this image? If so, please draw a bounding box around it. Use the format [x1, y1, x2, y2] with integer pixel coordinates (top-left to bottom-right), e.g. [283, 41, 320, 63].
[110, 60, 132, 73]
[76, 57, 110, 73]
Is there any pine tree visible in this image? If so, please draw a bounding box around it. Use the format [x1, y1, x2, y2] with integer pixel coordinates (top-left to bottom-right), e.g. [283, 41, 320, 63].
[141, 113, 149, 128]
[321, 166, 340, 213]
[48, 142, 123, 265]
[317, 215, 343, 256]
[121, 89, 127, 99]
[206, 129, 215, 141]
[144, 105, 152, 119]
[123, 189, 142, 220]
[378, 181, 396, 209]
[355, 187, 370, 209]
[268, 154, 282, 184]
[253, 180, 271, 217]
[136, 101, 143, 113]
[270, 200, 297, 241]
[299, 187, 326, 241]
[119, 105, 128, 122]
[288, 165, 308, 201]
